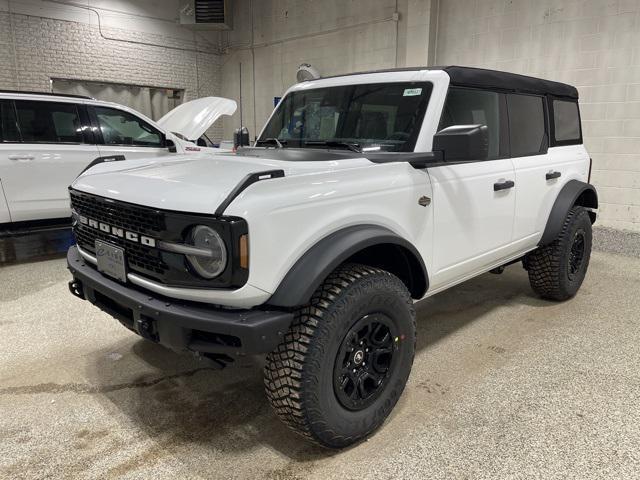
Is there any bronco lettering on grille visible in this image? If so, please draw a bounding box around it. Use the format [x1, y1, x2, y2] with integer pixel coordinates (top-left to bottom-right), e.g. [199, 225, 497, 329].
[76, 214, 157, 247]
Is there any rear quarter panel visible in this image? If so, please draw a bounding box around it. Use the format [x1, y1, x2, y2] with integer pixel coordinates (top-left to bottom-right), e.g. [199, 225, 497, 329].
[512, 144, 590, 244]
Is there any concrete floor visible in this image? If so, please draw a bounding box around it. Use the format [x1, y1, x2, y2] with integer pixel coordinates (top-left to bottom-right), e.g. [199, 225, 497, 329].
[1, 250, 639, 479]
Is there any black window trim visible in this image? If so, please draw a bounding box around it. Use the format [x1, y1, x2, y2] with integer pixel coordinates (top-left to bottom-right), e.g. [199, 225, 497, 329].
[12, 99, 91, 145]
[77, 103, 96, 145]
[0, 99, 22, 143]
[548, 96, 583, 147]
[505, 91, 550, 159]
[89, 105, 166, 148]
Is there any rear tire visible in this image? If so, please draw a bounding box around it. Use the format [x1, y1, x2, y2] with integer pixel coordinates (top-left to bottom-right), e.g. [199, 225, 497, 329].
[525, 206, 592, 301]
[264, 263, 416, 448]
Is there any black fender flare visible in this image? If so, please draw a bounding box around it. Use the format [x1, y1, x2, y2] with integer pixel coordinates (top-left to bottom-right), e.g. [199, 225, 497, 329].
[539, 179, 598, 246]
[267, 225, 429, 308]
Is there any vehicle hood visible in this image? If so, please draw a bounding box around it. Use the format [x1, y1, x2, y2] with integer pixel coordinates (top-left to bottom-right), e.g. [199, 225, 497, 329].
[72, 152, 373, 214]
[157, 97, 237, 141]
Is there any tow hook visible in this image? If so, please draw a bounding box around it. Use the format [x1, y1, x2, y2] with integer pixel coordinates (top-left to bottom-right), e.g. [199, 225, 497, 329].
[68, 280, 85, 299]
[137, 316, 159, 342]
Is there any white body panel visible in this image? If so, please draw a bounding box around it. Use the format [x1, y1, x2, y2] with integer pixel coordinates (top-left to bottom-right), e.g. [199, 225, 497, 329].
[67, 69, 593, 308]
[0, 179, 11, 223]
[1, 143, 100, 222]
[224, 161, 432, 299]
[427, 159, 516, 289]
[0, 93, 235, 224]
[512, 145, 590, 242]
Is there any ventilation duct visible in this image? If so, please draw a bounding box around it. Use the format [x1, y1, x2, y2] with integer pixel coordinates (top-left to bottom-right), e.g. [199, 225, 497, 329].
[180, 0, 233, 29]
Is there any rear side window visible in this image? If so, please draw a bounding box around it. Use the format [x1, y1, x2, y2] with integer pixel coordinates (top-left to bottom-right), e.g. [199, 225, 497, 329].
[439, 88, 502, 160]
[553, 100, 581, 143]
[14, 101, 84, 143]
[0, 100, 20, 142]
[94, 107, 163, 147]
[507, 94, 546, 157]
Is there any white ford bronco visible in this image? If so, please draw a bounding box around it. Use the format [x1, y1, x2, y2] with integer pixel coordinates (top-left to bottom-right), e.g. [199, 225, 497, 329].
[67, 66, 597, 448]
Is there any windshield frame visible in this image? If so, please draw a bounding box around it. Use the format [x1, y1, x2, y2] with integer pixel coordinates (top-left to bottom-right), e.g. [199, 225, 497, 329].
[257, 81, 433, 153]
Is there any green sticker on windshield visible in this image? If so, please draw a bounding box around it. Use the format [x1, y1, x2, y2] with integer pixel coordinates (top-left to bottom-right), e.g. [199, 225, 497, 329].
[403, 88, 422, 96]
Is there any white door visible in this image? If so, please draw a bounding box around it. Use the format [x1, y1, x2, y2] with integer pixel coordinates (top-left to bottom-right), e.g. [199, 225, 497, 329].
[91, 105, 173, 161]
[429, 87, 516, 289]
[429, 160, 516, 287]
[0, 99, 100, 222]
[511, 96, 588, 244]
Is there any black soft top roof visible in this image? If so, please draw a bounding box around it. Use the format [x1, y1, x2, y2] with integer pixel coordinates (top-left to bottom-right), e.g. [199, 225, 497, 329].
[317, 65, 578, 99]
[441, 66, 578, 99]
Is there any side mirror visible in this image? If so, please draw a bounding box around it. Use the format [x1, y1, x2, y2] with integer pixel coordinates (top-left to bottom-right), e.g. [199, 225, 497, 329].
[234, 127, 250, 149]
[433, 125, 489, 162]
[164, 137, 177, 153]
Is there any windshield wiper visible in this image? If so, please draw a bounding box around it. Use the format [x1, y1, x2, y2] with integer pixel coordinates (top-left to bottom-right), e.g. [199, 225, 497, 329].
[256, 137, 286, 148]
[304, 140, 362, 153]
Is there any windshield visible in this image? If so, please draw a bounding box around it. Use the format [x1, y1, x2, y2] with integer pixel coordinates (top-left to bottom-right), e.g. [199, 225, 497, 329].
[258, 82, 432, 152]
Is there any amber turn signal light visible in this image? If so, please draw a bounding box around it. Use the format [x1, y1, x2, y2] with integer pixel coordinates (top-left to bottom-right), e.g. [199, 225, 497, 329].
[239, 234, 249, 269]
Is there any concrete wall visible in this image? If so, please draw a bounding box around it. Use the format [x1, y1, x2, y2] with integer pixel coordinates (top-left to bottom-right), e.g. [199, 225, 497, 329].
[434, 0, 640, 231]
[0, 0, 224, 139]
[218, 0, 435, 140]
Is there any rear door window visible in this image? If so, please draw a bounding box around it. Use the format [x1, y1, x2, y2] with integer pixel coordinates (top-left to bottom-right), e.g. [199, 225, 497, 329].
[94, 106, 163, 147]
[15, 100, 84, 143]
[553, 100, 581, 143]
[0, 100, 20, 142]
[439, 88, 503, 160]
[506, 94, 546, 157]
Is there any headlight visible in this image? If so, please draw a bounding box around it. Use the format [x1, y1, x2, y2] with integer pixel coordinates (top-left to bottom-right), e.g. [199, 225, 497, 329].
[186, 225, 227, 278]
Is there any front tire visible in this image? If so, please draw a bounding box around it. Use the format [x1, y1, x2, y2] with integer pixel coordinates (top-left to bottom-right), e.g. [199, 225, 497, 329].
[264, 264, 416, 448]
[525, 206, 592, 301]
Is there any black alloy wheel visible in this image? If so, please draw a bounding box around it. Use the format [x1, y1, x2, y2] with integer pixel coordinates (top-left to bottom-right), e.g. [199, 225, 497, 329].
[567, 229, 586, 281]
[333, 314, 399, 411]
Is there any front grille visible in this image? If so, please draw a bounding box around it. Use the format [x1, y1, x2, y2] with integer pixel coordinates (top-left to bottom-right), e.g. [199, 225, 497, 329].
[70, 190, 165, 236]
[74, 226, 168, 275]
[69, 189, 250, 289]
[70, 190, 169, 279]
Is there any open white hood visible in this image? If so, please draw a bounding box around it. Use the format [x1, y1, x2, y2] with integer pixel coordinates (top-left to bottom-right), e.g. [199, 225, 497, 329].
[157, 97, 237, 141]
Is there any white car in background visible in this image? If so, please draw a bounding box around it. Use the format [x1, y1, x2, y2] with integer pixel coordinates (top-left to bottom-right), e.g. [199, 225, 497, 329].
[0, 92, 236, 230]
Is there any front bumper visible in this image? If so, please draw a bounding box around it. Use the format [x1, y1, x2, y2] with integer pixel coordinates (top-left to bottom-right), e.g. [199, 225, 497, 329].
[67, 246, 293, 356]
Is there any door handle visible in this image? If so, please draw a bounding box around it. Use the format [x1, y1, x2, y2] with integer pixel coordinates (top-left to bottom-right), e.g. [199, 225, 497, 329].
[8, 154, 35, 161]
[493, 180, 515, 191]
[546, 171, 561, 180]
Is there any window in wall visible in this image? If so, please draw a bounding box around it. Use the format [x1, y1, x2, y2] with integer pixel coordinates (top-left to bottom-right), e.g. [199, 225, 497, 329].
[94, 107, 163, 147]
[438, 88, 502, 160]
[507, 94, 546, 157]
[15, 101, 84, 143]
[553, 100, 581, 143]
[0, 101, 20, 142]
[52, 78, 183, 121]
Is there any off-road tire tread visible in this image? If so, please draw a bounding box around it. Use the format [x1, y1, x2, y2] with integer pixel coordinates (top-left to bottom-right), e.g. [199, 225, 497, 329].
[526, 206, 591, 301]
[263, 263, 414, 448]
